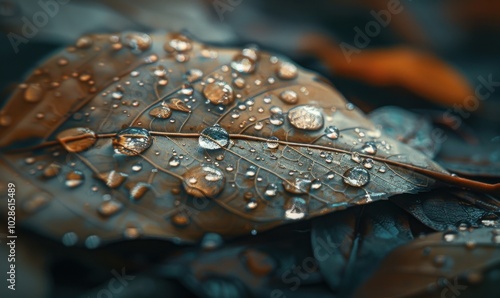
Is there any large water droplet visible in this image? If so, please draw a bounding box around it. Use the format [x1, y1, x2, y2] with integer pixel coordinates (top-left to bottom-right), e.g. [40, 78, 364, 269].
[203, 80, 234, 105]
[277, 62, 298, 80]
[24, 83, 43, 102]
[149, 106, 172, 119]
[57, 127, 97, 153]
[97, 171, 127, 188]
[65, 170, 84, 188]
[97, 199, 123, 217]
[279, 90, 298, 104]
[325, 126, 340, 140]
[113, 127, 152, 156]
[122, 32, 152, 53]
[285, 197, 307, 220]
[343, 167, 370, 187]
[182, 165, 225, 198]
[231, 54, 256, 73]
[199, 125, 230, 150]
[288, 105, 324, 131]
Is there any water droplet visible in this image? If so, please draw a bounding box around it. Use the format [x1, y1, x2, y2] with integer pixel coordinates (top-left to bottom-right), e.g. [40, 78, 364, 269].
[111, 90, 123, 100]
[288, 105, 324, 131]
[43, 163, 61, 178]
[132, 163, 142, 172]
[378, 166, 387, 173]
[168, 97, 191, 112]
[363, 158, 374, 169]
[182, 165, 225, 198]
[122, 32, 152, 53]
[285, 197, 307, 220]
[277, 61, 298, 80]
[75, 36, 93, 48]
[24, 83, 43, 102]
[65, 170, 84, 188]
[279, 90, 298, 104]
[311, 179, 322, 190]
[283, 178, 311, 194]
[254, 122, 264, 130]
[233, 77, 246, 89]
[246, 198, 258, 211]
[168, 35, 192, 52]
[351, 152, 361, 163]
[246, 166, 257, 178]
[443, 231, 458, 242]
[97, 199, 123, 217]
[56, 127, 97, 153]
[325, 126, 340, 140]
[179, 84, 194, 95]
[265, 183, 278, 197]
[199, 125, 230, 150]
[149, 106, 172, 119]
[172, 211, 190, 227]
[201, 233, 223, 250]
[113, 127, 152, 156]
[270, 113, 284, 126]
[85, 235, 101, 249]
[203, 80, 234, 105]
[97, 171, 127, 188]
[62, 232, 78, 246]
[126, 182, 150, 201]
[231, 54, 256, 73]
[343, 167, 370, 187]
[266, 136, 279, 149]
[168, 156, 181, 167]
[361, 142, 377, 155]
[186, 68, 203, 82]
[124, 226, 141, 239]
[480, 214, 498, 227]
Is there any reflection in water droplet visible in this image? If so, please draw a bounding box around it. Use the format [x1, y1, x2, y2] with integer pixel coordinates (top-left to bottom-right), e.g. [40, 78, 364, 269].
[149, 106, 172, 119]
[199, 125, 230, 150]
[57, 127, 97, 153]
[288, 105, 324, 131]
[279, 90, 298, 104]
[97, 171, 127, 188]
[277, 61, 298, 80]
[201, 233, 223, 249]
[24, 83, 43, 102]
[343, 167, 370, 187]
[325, 126, 340, 140]
[182, 165, 225, 198]
[127, 182, 150, 201]
[285, 197, 307, 220]
[266, 136, 279, 149]
[65, 170, 84, 188]
[361, 142, 377, 155]
[123, 32, 152, 53]
[97, 199, 123, 217]
[203, 80, 234, 105]
[113, 127, 152, 156]
[231, 54, 255, 73]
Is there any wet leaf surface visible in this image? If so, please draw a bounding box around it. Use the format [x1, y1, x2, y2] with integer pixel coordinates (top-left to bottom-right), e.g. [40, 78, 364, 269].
[0, 32, 449, 246]
[311, 201, 430, 297]
[356, 228, 500, 298]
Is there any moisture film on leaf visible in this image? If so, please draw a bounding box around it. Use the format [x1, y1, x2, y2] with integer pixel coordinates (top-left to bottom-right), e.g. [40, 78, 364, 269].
[0, 32, 451, 246]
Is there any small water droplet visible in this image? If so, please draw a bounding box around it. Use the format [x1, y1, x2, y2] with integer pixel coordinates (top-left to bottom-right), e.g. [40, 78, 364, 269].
[168, 35, 192, 52]
[62, 232, 78, 246]
[277, 61, 298, 80]
[254, 122, 264, 130]
[378, 166, 387, 173]
[85, 235, 101, 249]
[97, 171, 127, 188]
[325, 126, 340, 140]
[124, 226, 141, 239]
[122, 32, 152, 53]
[361, 142, 377, 155]
[132, 163, 142, 172]
[343, 167, 370, 187]
[65, 170, 84, 188]
[311, 179, 322, 190]
[113, 127, 152, 156]
[201, 233, 223, 249]
[233, 77, 246, 89]
[97, 199, 123, 217]
[279, 90, 298, 104]
[186, 68, 203, 82]
[363, 158, 374, 169]
[246, 198, 258, 211]
[172, 211, 191, 227]
[203, 80, 234, 105]
[231, 54, 255, 73]
[283, 178, 311, 194]
[76, 36, 93, 48]
[57, 127, 97, 153]
[443, 231, 458, 242]
[285, 197, 307, 220]
[270, 113, 284, 126]
[168, 97, 191, 112]
[351, 152, 361, 163]
[266, 136, 279, 149]
[112, 90, 123, 100]
[182, 165, 225, 198]
[199, 125, 230, 150]
[24, 83, 43, 102]
[288, 105, 324, 130]
[265, 183, 278, 197]
[126, 182, 150, 201]
[43, 163, 61, 178]
[245, 166, 257, 178]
